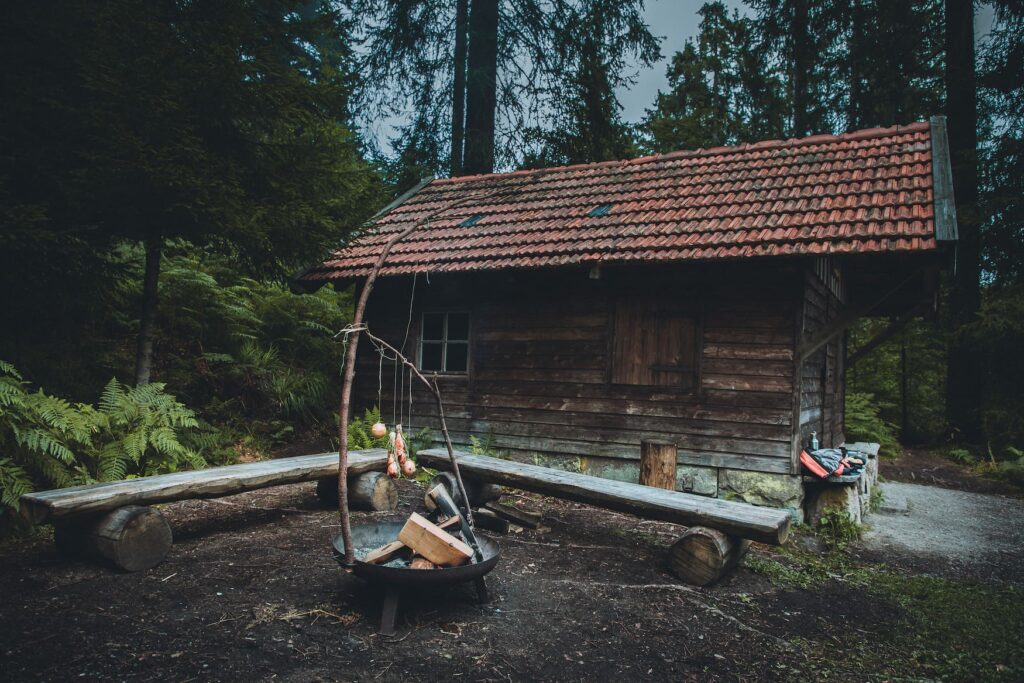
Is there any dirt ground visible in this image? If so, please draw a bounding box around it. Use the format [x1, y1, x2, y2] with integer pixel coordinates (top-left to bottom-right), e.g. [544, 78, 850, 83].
[2, 478, 1022, 682]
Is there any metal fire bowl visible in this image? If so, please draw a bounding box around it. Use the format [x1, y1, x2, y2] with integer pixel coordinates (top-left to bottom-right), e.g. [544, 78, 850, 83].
[332, 521, 501, 587]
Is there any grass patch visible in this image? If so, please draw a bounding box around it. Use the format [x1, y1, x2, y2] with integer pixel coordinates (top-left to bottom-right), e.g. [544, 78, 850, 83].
[742, 536, 1024, 681]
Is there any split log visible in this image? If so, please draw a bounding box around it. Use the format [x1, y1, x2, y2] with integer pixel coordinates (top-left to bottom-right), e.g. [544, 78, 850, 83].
[363, 540, 407, 565]
[424, 472, 502, 510]
[667, 526, 750, 586]
[639, 440, 677, 490]
[317, 472, 397, 511]
[472, 508, 510, 534]
[398, 513, 472, 567]
[54, 506, 172, 572]
[483, 501, 541, 529]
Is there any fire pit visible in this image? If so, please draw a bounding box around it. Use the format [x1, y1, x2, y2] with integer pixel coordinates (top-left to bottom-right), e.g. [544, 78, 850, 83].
[333, 521, 501, 635]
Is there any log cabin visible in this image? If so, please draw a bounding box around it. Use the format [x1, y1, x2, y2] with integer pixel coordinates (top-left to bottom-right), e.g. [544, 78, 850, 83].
[296, 119, 957, 519]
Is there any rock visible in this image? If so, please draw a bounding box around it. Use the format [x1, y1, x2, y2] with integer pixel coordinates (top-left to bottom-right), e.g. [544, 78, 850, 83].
[804, 483, 862, 526]
[717, 469, 804, 521]
[676, 465, 717, 497]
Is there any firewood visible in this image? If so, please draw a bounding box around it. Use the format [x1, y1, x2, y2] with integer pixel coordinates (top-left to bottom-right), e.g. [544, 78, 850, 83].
[409, 555, 436, 570]
[362, 540, 406, 565]
[472, 508, 510, 534]
[437, 515, 461, 530]
[397, 513, 472, 567]
[483, 501, 541, 529]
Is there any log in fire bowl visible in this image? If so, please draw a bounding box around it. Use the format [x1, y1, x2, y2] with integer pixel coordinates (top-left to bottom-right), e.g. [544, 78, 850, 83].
[333, 521, 501, 635]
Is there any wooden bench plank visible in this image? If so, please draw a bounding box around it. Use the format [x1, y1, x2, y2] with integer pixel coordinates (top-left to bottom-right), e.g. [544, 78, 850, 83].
[417, 449, 791, 545]
[20, 450, 387, 525]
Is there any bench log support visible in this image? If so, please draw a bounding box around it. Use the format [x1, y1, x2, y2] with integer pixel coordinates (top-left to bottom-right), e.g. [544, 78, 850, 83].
[668, 526, 750, 586]
[316, 472, 399, 511]
[55, 505, 172, 572]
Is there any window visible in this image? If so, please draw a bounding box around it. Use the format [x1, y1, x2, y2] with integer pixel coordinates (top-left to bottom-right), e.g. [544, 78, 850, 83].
[611, 300, 699, 390]
[419, 312, 470, 373]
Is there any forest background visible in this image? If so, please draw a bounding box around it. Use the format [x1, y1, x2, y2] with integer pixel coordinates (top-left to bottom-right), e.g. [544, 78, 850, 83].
[1, 0, 1022, 526]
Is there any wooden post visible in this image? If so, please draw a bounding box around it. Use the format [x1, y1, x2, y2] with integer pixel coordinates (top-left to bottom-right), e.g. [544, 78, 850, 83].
[639, 440, 677, 490]
[667, 526, 750, 586]
[317, 472, 397, 511]
[55, 505, 172, 572]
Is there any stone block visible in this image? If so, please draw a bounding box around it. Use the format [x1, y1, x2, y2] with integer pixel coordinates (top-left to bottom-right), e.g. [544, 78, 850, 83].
[718, 469, 804, 521]
[676, 465, 718, 497]
[805, 483, 862, 526]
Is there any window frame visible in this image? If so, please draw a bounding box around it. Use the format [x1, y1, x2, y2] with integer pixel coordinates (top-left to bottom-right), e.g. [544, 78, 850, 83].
[418, 310, 471, 375]
[607, 299, 703, 394]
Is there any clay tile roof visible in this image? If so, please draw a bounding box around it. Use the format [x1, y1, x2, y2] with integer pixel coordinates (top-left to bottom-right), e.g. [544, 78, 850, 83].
[302, 121, 952, 282]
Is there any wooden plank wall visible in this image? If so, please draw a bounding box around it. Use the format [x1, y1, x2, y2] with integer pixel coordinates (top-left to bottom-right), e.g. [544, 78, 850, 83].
[353, 264, 803, 476]
[797, 258, 847, 452]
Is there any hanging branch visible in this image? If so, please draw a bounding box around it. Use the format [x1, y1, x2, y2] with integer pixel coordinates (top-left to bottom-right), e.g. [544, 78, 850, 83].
[354, 326, 476, 527]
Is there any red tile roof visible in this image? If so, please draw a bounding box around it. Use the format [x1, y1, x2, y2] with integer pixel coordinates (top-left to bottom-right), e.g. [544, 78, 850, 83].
[303, 121, 948, 282]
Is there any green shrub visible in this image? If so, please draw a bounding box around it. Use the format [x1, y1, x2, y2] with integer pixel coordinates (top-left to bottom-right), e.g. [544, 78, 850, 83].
[817, 508, 862, 550]
[844, 391, 902, 456]
[0, 360, 204, 523]
[346, 406, 388, 450]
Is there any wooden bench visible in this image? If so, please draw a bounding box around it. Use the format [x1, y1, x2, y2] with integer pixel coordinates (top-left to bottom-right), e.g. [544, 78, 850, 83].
[417, 448, 792, 585]
[20, 450, 389, 571]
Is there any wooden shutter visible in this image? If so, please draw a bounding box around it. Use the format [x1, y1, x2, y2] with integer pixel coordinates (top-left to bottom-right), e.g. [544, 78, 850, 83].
[612, 300, 698, 389]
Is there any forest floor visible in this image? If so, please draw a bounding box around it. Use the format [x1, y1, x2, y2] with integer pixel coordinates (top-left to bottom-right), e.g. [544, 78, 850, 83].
[1, 471, 1022, 682]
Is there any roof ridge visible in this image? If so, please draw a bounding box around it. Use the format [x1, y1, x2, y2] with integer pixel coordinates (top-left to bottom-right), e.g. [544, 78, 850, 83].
[431, 121, 932, 185]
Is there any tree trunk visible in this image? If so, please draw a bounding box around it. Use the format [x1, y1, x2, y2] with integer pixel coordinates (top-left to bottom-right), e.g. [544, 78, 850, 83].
[639, 440, 677, 490]
[463, 0, 499, 175]
[134, 234, 162, 386]
[790, 0, 810, 137]
[944, 0, 981, 440]
[450, 0, 469, 176]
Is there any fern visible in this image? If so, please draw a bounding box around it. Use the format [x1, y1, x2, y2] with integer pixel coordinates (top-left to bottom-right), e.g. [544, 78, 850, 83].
[0, 361, 207, 522]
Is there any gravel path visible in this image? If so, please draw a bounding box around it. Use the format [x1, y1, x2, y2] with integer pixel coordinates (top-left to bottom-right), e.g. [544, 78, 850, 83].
[861, 481, 1024, 584]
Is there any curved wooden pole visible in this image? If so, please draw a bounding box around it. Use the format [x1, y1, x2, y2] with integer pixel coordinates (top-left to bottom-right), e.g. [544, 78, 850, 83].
[336, 223, 424, 566]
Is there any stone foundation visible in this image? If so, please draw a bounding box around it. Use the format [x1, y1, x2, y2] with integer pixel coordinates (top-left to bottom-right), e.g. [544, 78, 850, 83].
[717, 469, 805, 522]
[803, 443, 881, 525]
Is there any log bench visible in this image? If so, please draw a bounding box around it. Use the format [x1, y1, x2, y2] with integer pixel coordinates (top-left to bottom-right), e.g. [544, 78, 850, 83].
[417, 448, 792, 586]
[20, 449, 390, 571]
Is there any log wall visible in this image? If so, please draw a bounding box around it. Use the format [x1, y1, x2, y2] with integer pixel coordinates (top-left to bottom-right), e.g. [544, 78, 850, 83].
[353, 263, 805, 477]
[796, 258, 847, 453]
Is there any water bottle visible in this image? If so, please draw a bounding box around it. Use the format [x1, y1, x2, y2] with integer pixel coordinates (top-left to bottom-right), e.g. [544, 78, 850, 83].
[810, 431, 819, 451]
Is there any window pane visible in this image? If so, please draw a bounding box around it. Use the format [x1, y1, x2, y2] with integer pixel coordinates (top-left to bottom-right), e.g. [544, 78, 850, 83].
[447, 312, 469, 341]
[445, 342, 468, 372]
[421, 342, 443, 371]
[422, 313, 444, 340]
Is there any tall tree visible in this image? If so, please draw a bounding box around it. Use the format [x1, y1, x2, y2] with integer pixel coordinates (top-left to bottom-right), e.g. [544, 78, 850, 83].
[450, 0, 470, 176]
[944, 0, 982, 439]
[0, 0, 381, 386]
[351, 0, 658, 176]
[525, 0, 658, 165]
[644, 2, 785, 152]
[463, 0, 501, 174]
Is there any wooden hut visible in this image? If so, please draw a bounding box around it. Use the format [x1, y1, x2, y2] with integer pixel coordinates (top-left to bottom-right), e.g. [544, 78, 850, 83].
[297, 119, 957, 517]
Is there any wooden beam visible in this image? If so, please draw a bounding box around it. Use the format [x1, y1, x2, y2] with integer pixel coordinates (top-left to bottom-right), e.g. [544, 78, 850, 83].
[20, 450, 388, 525]
[930, 116, 959, 242]
[417, 449, 791, 545]
[845, 304, 925, 369]
[796, 272, 919, 361]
